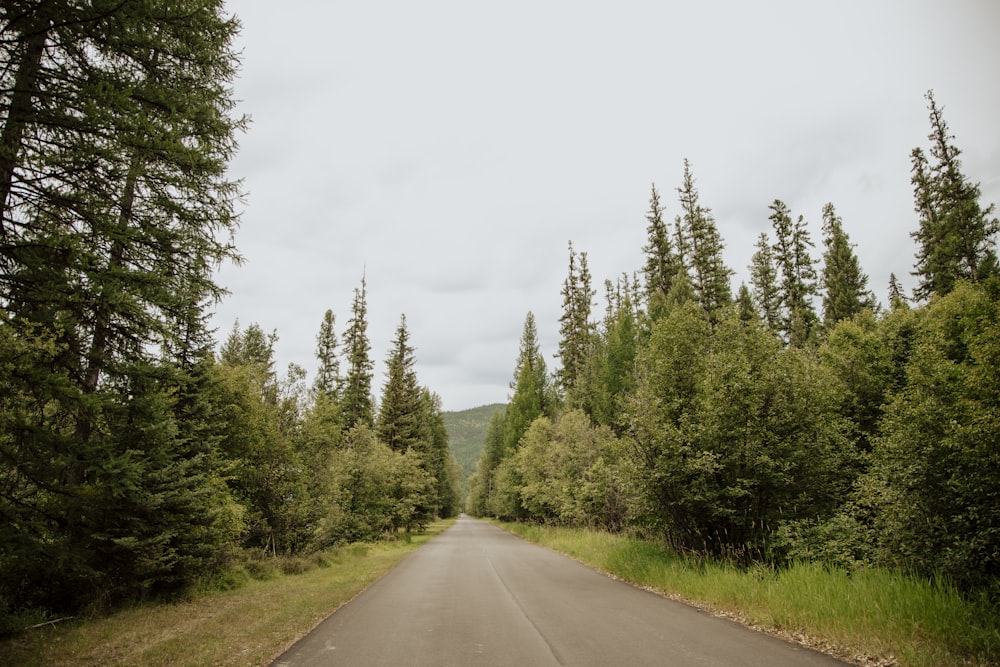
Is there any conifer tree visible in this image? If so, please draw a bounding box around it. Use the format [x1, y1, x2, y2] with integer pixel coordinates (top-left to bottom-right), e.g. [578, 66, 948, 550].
[769, 200, 819, 347]
[887, 273, 908, 310]
[503, 312, 551, 455]
[676, 160, 732, 323]
[735, 283, 757, 326]
[820, 203, 875, 328]
[556, 241, 595, 404]
[0, 0, 245, 615]
[376, 314, 424, 453]
[314, 309, 340, 400]
[341, 276, 374, 429]
[749, 232, 781, 332]
[642, 184, 681, 318]
[910, 91, 999, 300]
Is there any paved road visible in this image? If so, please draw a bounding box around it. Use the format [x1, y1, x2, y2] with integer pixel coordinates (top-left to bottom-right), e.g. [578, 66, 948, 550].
[271, 517, 847, 666]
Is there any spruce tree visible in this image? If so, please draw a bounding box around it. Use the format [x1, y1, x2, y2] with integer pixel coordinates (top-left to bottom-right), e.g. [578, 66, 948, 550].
[769, 200, 819, 347]
[314, 309, 340, 400]
[749, 232, 781, 332]
[376, 314, 424, 453]
[0, 0, 245, 615]
[503, 312, 551, 455]
[341, 276, 375, 429]
[910, 91, 999, 300]
[887, 273, 908, 310]
[642, 183, 681, 319]
[676, 160, 732, 323]
[820, 202, 875, 328]
[556, 241, 595, 404]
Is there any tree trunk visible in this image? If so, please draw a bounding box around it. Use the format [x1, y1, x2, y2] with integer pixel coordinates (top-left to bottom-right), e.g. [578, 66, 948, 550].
[0, 20, 49, 226]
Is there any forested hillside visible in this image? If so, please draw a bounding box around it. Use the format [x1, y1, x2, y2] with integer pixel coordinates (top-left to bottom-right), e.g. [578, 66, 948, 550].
[469, 92, 1000, 598]
[0, 2, 460, 632]
[444, 404, 505, 479]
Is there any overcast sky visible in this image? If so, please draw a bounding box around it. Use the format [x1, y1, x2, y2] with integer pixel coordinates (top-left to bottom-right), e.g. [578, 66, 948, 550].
[211, 0, 1000, 412]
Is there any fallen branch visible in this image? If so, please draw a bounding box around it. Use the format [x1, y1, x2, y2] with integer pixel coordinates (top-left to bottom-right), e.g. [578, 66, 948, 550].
[26, 616, 74, 630]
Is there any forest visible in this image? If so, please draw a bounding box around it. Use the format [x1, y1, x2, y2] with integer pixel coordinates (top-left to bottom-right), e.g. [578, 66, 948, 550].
[2, 0, 998, 635]
[0, 1, 460, 631]
[468, 98, 999, 599]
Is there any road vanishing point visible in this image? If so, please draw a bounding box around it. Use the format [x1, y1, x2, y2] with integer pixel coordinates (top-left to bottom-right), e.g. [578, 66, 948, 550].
[271, 516, 848, 666]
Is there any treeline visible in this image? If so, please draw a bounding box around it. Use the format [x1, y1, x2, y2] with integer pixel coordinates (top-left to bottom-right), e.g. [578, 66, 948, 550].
[0, 2, 458, 630]
[469, 92, 999, 596]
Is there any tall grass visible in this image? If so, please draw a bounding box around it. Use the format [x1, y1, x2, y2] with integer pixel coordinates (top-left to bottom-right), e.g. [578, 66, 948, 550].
[502, 523, 999, 667]
[2, 521, 454, 667]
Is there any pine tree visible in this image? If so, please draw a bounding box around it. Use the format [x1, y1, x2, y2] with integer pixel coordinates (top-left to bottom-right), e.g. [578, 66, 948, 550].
[749, 232, 781, 332]
[910, 91, 999, 300]
[769, 200, 819, 347]
[314, 309, 340, 400]
[341, 276, 374, 429]
[676, 160, 732, 323]
[556, 241, 595, 404]
[820, 203, 875, 328]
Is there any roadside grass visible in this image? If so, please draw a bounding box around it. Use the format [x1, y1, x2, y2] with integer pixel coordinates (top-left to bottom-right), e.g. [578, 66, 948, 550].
[2, 519, 454, 667]
[500, 522, 999, 667]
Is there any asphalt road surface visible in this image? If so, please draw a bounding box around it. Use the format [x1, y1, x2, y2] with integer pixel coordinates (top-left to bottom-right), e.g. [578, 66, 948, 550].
[271, 516, 847, 666]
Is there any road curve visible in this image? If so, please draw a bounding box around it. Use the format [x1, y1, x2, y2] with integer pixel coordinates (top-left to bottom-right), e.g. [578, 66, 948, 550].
[271, 516, 847, 666]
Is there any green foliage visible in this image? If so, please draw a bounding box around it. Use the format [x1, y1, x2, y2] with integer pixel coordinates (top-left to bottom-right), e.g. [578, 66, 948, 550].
[627, 305, 854, 560]
[321, 425, 431, 542]
[341, 277, 375, 430]
[642, 183, 682, 320]
[376, 315, 424, 453]
[556, 242, 595, 404]
[313, 309, 340, 400]
[911, 91, 999, 301]
[820, 203, 876, 328]
[675, 160, 733, 323]
[0, 0, 246, 624]
[515, 411, 629, 530]
[749, 232, 782, 332]
[862, 280, 1000, 590]
[769, 200, 820, 347]
[817, 310, 893, 452]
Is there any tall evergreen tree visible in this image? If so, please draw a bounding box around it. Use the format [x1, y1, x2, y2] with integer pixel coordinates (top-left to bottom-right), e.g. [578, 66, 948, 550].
[556, 241, 595, 404]
[887, 273, 908, 310]
[735, 282, 758, 326]
[910, 91, 999, 300]
[420, 389, 461, 518]
[313, 309, 340, 400]
[770, 200, 819, 347]
[376, 314, 423, 453]
[820, 203, 875, 328]
[503, 312, 551, 455]
[0, 0, 245, 616]
[642, 183, 681, 319]
[749, 232, 781, 332]
[341, 276, 374, 429]
[675, 160, 732, 323]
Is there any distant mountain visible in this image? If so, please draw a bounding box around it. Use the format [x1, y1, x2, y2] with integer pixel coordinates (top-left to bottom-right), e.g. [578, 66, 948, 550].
[444, 403, 505, 480]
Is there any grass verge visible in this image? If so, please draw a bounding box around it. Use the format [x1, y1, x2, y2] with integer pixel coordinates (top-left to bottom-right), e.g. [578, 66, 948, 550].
[499, 522, 999, 667]
[2, 519, 454, 667]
